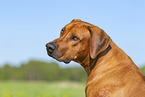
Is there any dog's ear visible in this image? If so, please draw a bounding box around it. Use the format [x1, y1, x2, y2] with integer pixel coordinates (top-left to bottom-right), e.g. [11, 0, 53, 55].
[88, 26, 111, 59]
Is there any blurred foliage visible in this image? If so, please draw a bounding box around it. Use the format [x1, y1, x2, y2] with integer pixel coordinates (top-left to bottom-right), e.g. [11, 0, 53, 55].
[140, 65, 145, 76]
[0, 60, 87, 82]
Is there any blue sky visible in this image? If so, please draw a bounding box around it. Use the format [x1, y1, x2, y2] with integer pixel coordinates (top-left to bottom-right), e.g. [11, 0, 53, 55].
[0, 0, 145, 67]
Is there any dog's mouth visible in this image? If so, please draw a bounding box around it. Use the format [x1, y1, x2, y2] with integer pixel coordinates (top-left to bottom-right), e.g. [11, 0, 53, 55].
[63, 60, 71, 64]
[49, 54, 71, 64]
[46, 50, 71, 64]
[46, 43, 71, 64]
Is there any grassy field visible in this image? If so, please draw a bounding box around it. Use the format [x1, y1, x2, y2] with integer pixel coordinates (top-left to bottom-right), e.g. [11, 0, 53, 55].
[0, 81, 85, 97]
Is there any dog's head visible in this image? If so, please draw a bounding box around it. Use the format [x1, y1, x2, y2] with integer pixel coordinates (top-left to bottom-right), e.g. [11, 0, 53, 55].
[46, 19, 111, 64]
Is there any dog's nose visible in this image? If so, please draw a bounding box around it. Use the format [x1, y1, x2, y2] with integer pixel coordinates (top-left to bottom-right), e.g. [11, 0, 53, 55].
[46, 42, 56, 54]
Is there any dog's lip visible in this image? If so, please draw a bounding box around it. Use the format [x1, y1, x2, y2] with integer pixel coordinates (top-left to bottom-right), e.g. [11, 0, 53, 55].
[57, 58, 71, 64]
[54, 57, 71, 64]
[64, 60, 71, 64]
[47, 52, 71, 64]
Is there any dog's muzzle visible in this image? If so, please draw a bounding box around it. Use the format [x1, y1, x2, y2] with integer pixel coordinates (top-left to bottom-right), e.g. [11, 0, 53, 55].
[46, 42, 71, 64]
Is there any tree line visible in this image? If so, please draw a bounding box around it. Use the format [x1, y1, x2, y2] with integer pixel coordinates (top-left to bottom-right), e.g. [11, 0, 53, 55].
[0, 60, 145, 82]
[0, 60, 87, 82]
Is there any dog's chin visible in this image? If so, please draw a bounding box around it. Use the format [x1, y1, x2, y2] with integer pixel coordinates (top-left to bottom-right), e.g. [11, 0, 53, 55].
[55, 58, 71, 64]
[48, 54, 71, 64]
[57, 58, 71, 64]
[64, 60, 71, 64]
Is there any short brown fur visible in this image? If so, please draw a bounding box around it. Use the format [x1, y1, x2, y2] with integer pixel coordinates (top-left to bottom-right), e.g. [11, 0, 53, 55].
[46, 19, 145, 97]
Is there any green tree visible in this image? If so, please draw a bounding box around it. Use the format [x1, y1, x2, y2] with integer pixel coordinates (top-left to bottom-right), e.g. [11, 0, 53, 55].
[140, 65, 145, 76]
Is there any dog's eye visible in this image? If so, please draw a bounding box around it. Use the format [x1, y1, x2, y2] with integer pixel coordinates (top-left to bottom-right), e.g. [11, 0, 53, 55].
[60, 29, 64, 36]
[71, 36, 79, 41]
[60, 27, 66, 36]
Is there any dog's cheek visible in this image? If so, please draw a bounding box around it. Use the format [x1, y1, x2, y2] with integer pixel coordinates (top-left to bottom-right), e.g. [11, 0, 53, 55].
[73, 43, 89, 62]
[63, 47, 78, 60]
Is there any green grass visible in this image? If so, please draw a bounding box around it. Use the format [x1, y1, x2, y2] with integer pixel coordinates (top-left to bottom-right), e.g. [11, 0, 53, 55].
[0, 81, 85, 97]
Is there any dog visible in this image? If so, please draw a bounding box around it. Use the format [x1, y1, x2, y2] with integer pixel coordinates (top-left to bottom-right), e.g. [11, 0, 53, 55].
[46, 19, 145, 97]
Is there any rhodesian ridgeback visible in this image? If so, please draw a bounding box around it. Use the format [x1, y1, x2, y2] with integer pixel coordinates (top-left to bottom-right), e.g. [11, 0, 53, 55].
[46, 19, 145, 97]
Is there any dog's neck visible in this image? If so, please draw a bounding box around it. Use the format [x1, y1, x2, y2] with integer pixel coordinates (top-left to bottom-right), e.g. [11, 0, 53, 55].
[81, 45, 112, 76]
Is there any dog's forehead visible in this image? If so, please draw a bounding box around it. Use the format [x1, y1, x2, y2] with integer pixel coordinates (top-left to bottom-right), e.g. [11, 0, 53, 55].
[61, 22, 90, 39]
[66, 21, 90, 28]
[65, 21, 89, 33]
